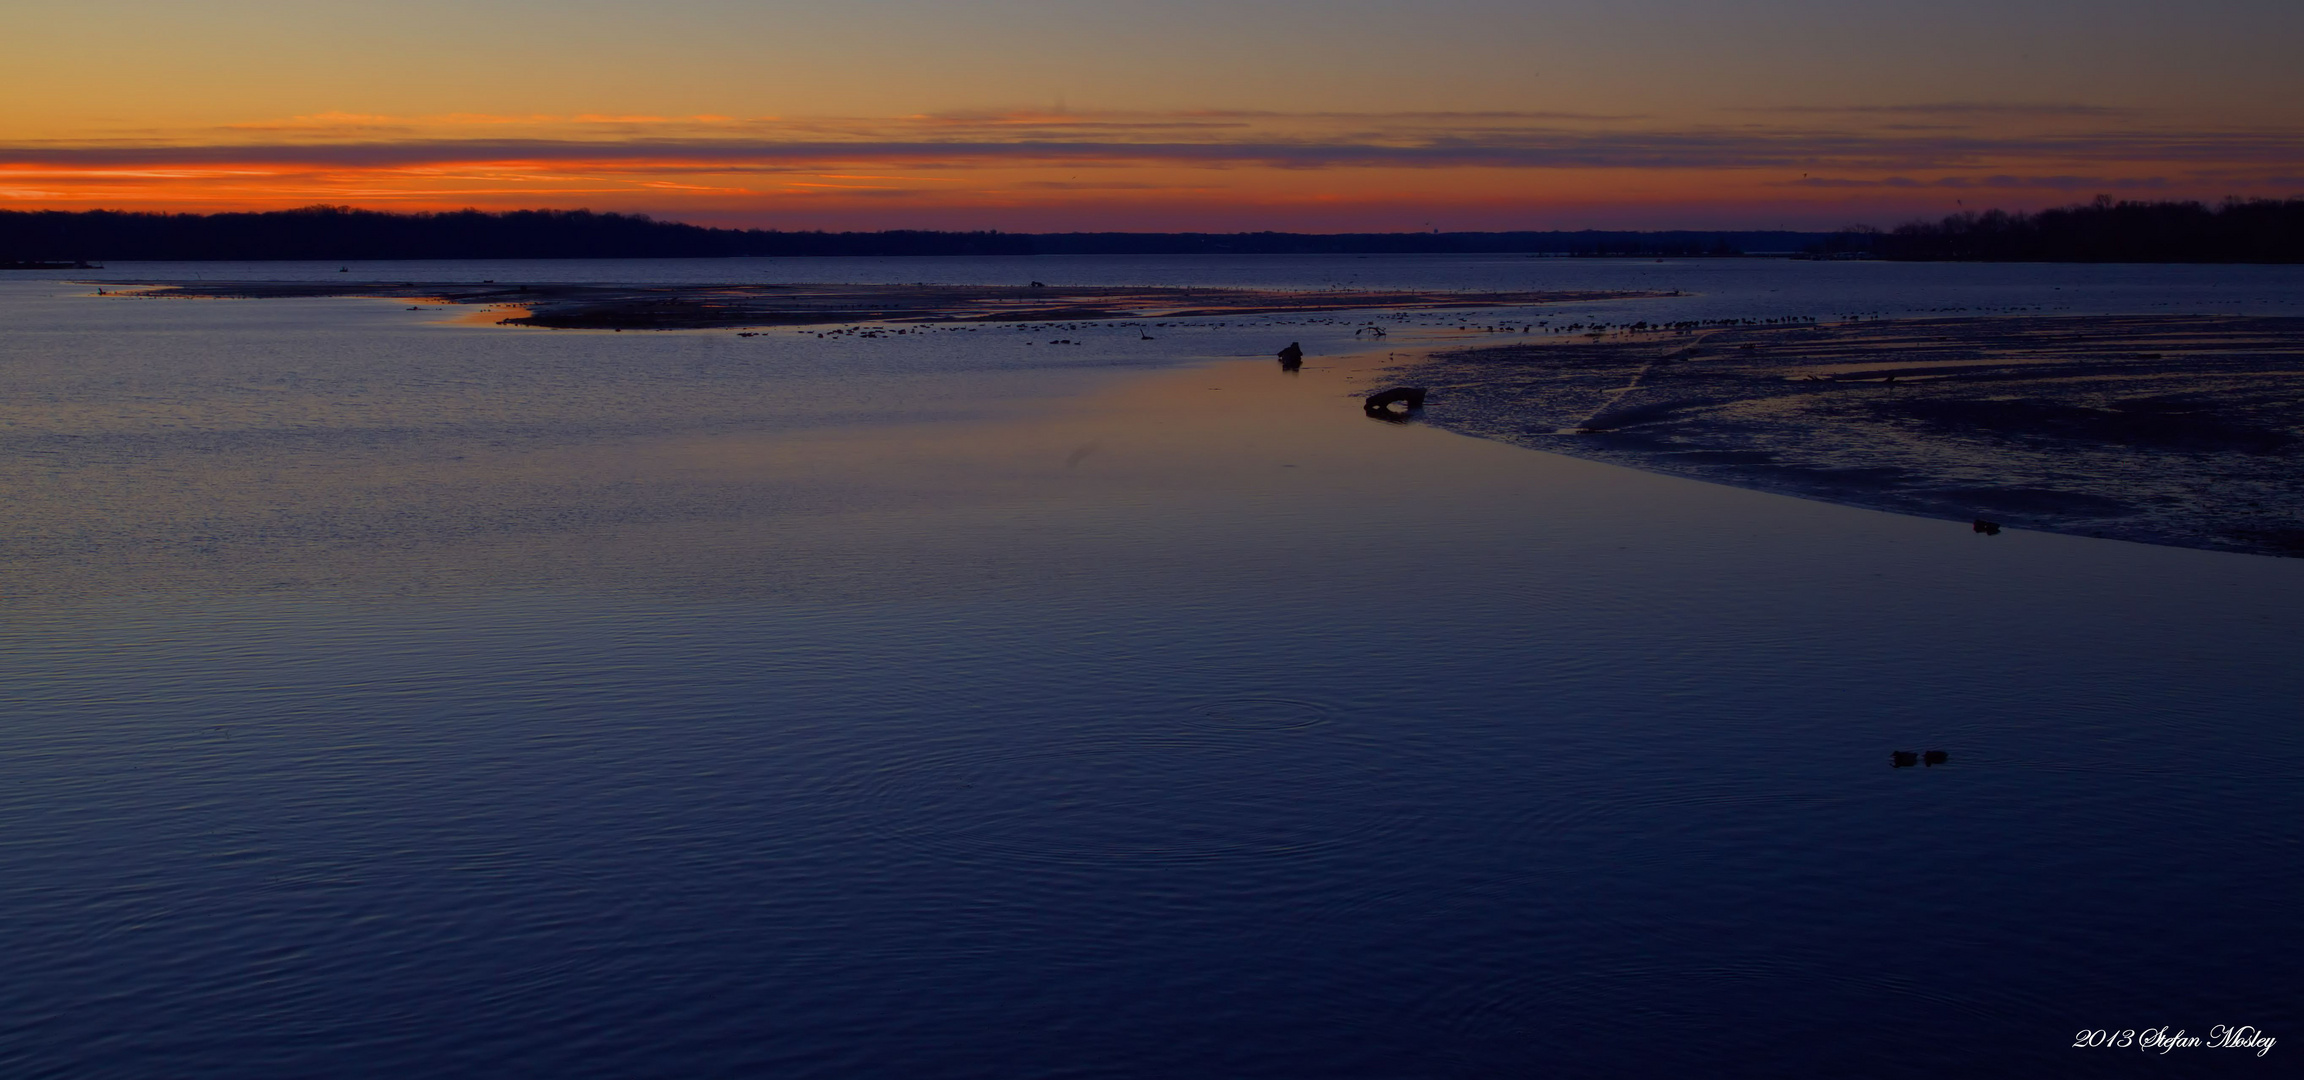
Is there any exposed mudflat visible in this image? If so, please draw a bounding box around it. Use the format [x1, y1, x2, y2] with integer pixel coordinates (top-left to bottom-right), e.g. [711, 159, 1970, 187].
[112, 280, 1657, 329]
[1402, 315, 2304, 556]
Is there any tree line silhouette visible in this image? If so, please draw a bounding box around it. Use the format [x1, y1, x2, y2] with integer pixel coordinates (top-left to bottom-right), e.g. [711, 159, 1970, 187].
[0, 205, 1818, 262]
[1834, 197, 2304, 262]
[12, 200, 2295, 263]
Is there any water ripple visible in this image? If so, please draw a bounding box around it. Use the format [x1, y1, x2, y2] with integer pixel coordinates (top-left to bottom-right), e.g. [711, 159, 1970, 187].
[862, 719, 1403, 867]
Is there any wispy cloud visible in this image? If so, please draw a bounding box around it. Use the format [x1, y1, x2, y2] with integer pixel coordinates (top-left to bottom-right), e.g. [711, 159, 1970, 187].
[7, 125, 2299, 173]
[1784, 174, 2174, 191]
[1736, 102, 2145, 119]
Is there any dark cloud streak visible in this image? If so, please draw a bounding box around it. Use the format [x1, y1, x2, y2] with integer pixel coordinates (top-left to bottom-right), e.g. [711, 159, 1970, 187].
[5, 130, 2298, 173]
[1737, 102, 2145, 118]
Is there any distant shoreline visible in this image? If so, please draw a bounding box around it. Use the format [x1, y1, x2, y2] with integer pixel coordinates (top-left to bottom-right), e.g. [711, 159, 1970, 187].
[14, 199, 2303, 263]
[3, 206, 1825, 262]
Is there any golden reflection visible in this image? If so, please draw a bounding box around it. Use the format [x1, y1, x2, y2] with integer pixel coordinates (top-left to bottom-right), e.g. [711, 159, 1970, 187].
[0, 329, 1491, 605]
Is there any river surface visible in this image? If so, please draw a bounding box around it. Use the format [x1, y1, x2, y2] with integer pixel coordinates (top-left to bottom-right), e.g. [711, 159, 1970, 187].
[3, 257, 2300, 1077]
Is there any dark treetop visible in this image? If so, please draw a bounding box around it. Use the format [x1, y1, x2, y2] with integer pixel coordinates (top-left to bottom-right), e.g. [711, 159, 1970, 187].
[1847, 197, 2304, 263]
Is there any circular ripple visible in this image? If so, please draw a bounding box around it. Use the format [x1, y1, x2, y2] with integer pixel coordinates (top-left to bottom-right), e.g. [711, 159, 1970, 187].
[1183, 696, 1334, 732]
[867, 732, 1401, 867]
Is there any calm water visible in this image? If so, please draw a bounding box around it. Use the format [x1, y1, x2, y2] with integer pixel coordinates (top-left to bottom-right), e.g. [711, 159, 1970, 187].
[3, 259, 2300, 1077]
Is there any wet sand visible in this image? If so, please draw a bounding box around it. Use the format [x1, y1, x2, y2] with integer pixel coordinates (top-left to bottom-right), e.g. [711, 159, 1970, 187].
[109, 280, 1658, 329]
[1403, 315, 2304, 556]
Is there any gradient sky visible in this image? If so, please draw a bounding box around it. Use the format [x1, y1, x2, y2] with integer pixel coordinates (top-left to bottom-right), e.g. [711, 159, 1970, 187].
[6, 0, 2301, 230]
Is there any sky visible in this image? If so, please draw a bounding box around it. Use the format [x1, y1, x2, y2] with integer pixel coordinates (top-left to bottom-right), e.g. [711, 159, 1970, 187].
[5, 0, 2302, 231]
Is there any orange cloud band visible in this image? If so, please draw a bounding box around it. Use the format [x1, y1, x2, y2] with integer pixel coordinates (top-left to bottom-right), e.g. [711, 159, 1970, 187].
[6, 110, 2298, 229]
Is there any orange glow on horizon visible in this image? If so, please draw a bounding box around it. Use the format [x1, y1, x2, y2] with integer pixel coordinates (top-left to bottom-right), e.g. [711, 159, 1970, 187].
[4, 107, 2300, 231]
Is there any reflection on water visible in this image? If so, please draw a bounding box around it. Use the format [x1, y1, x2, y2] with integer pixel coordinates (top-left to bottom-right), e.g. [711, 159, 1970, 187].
[1, 262, 2300, 1078]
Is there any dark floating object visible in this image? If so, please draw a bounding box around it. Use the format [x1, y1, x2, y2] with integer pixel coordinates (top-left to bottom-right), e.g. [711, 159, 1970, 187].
[338, 266, 349, 272]
[1973, 518, 2002, 535]
[1890, 750, 1919, 768]
[1029, 280, 1046, 288]
[1277, 341, 1304, 371]
[1924, 750, 1949, 766]
[1365, 386, 1428, 421]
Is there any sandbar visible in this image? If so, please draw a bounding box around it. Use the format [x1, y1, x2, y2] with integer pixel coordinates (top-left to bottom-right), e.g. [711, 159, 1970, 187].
[1402, 315, 2304, 556]
[109, 280, 1660, 329]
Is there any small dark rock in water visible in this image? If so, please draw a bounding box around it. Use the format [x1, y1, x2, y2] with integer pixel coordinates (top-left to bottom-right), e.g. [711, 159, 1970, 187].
[1973, 519, 2002, 535]
[1366, 386, 1428, 413]
[1924, 750, 1949, 766]
[1891, 750, 1919, 768]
